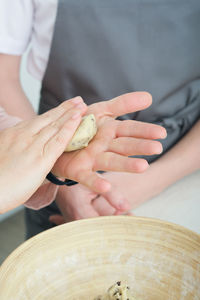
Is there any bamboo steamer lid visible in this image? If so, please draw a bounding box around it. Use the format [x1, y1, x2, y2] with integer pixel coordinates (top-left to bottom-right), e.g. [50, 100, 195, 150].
[0, 216, 200, 300]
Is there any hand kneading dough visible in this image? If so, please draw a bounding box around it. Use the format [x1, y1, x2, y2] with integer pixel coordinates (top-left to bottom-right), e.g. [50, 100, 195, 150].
[94, 282, 137, 300]
[65, 114, 97, 152]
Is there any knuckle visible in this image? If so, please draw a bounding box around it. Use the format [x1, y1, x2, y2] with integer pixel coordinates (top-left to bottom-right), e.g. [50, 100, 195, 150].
[42, 112, 52, 123]
[50, 121, 58, 128]
[133, 159, 147, 173]
[55, 134, 66, 146]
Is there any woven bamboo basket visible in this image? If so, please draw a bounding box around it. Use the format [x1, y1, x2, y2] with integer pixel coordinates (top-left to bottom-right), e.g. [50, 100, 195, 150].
[0, 216, 199, 300]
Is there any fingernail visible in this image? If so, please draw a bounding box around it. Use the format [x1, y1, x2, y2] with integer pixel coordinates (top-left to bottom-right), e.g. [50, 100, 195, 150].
[154, 143, 163, 154]
[72, 96, 83, 105]
[157, 145, 163, 154]
[71, 110, 81, 119]
[161, 129, 167, 139]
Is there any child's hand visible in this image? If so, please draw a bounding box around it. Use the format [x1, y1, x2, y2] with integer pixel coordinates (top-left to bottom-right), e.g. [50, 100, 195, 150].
[52, 92, 167, 194]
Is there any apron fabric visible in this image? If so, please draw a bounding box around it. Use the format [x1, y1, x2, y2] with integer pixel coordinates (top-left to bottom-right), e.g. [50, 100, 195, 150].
[25, 0, 200, 239]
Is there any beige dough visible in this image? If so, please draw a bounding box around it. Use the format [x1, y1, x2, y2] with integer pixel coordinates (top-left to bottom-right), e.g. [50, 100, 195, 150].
[94, 282, 137, 300]
[65, 114, 97, 152]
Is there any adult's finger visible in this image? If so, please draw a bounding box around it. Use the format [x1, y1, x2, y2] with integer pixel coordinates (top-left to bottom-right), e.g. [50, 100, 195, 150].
[93, 152, 149, 173]
[88, 92, 152, 119]
[26, 96, 86, 134]
[34, 107, 86, 161]
[115, 119, 167, 140]
[109, 137, 163, 156]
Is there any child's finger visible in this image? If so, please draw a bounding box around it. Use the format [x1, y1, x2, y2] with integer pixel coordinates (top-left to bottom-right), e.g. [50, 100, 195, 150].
[115, 119, 167, 140]
[114, 210, 134, 216]
[75, 170, 112, 194]
[101, 188, 131, 211]
[92, 195, 116, 216]
[88, 92, 152, 120]
[109, 137, 163, 156]
[73, 204, 100, 220]
[49, 214, 65, 225]
[94, 152, 149, 173]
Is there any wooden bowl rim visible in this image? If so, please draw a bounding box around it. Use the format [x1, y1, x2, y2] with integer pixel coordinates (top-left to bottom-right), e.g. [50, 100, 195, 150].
[1, 215, 199, 271]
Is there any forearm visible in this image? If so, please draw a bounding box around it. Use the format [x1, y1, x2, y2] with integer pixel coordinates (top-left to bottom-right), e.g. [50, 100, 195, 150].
[0, 54, 35, 120]
[151, 120, 200, 189]
[127, 119, 200, 194]
[0, 78, 35, 120]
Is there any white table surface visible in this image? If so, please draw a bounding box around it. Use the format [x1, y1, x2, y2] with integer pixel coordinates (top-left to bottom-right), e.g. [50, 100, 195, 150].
[134, 170, 200, 234]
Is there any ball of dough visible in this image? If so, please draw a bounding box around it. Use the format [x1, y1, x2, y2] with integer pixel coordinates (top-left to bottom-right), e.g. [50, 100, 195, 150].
[65, 114, 97, 152]
[94, 282, 136, 300]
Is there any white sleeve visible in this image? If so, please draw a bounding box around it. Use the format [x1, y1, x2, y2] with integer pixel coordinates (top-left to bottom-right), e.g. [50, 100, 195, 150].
[0, 0, 34, 55]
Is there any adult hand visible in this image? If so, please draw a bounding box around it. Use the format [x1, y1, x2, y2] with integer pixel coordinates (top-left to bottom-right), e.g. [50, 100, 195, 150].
[0, 97, 87, 213]
[52, 92, 167, 195]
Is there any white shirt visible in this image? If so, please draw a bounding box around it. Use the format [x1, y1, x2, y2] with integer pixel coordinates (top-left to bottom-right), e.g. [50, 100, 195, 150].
[0, 0, 58, 81]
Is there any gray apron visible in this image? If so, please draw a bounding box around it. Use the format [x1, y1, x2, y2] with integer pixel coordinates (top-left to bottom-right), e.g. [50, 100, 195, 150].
[25, 0, 200, 239]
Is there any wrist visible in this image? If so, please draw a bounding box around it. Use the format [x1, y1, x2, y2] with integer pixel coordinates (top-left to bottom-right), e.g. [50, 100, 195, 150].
[153, 120, 200, 186]
[152, 152, 193, 190]
[145, 161, 171, 194]
[56, 185, 67, 204]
